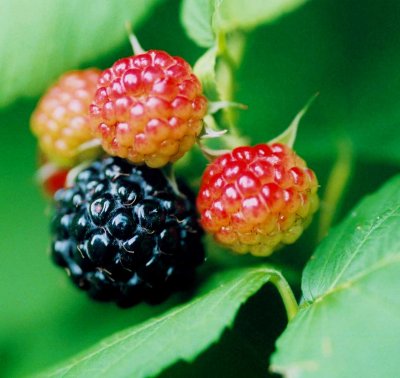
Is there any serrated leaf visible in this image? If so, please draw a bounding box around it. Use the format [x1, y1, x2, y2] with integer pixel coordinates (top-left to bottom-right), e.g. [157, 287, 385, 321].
[0, 0, 161, 109]
[180, 0, 216, 48]
[38, 266, 277, 378]
[271, 175, 400, 378]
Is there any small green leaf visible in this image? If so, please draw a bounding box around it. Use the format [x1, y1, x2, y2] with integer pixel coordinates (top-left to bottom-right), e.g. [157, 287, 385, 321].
[217, 0, 310, 33]
[0, 0, 161, 108]
[270, 93, 318, 148]
[193, 46, 220, 101]
[180, 0, 216, 48]
[38, 266, 280, 378]
[271, 175, 400, 377]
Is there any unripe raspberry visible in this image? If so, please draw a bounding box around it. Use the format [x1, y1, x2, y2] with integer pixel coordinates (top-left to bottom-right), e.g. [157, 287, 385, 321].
[31, 69, 101, 167]
[197, 143, 319, 256]
[89, 50, 207, 168]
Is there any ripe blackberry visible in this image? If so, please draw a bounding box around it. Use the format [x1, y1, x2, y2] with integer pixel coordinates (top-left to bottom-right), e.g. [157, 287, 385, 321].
[51, 157, 205, 307]
[197, 143, 319, 256]
[89, 50, 207, 168]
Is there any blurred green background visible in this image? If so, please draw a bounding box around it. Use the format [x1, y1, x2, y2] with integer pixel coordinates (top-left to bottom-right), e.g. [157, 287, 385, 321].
[1, 0, 399, 376]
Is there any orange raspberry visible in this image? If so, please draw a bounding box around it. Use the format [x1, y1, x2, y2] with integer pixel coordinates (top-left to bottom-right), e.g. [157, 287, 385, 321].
[31, 69, 101, 167]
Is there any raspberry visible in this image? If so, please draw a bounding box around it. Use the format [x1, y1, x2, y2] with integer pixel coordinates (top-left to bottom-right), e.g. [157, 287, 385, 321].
[31, 69, 101, 167]
[89, 50, 207, 168]
[36, 153, 69, 196]
[197, 143, 319, 256]
[51, 157, 205, 307]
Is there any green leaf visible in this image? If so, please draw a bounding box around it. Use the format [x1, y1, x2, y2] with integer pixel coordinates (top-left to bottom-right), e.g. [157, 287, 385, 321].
[160, 282, 289, 378]
[39, 266, 279, 378]
[180, 0, 216, 48]
[271, 175, 400, 377]
[0, 0, 161, 109]
[217, 0, 310, 33]
[193, 46, 220, 101]
[181, 0, 308, 47]
[270, 93, 318, 148]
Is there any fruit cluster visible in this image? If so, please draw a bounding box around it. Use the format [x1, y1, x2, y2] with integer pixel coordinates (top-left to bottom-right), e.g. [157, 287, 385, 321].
[31, 48, 207, 306]
[31, 36, 319, 307]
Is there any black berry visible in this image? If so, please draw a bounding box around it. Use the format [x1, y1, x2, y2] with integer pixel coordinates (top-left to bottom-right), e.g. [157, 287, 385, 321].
[51, 157, 205, 307]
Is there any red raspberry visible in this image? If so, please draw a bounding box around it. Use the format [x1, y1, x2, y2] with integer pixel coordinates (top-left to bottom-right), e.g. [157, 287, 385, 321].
[36, 153, 69, 197]
[197, 143, 319, 256]
[89, 50, 207, 168]
[42, 166, 69, 196]
[31, 69, 101, 167]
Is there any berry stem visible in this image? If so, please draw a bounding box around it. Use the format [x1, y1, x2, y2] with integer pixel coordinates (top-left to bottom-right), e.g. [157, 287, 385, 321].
[162, 164, 185, 198]
[216, 31, 246, 137]
[269, 270, 299, 322]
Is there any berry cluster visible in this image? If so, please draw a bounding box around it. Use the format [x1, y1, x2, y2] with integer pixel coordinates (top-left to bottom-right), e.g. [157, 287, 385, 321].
[31, 33, 319, 307]
[31, 44, 208, 306]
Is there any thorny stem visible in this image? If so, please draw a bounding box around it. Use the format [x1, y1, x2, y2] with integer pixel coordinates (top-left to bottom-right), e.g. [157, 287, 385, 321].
[269, 270, 299, 321]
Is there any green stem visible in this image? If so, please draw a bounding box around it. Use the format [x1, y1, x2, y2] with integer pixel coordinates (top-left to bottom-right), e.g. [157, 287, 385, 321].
[161, 164, 184, 198]
[216, 31, 246, 138]
[318, 139, 353, 241]
[269, 270, 299, 322]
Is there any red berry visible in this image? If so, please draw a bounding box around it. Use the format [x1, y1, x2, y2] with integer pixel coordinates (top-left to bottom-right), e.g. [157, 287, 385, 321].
[90, 50, 207, 168]
[197, 143, 319, 256]
[31, 69, 101, 167]
[43, 167, 69, 196]
[36, 157, 69, 196]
